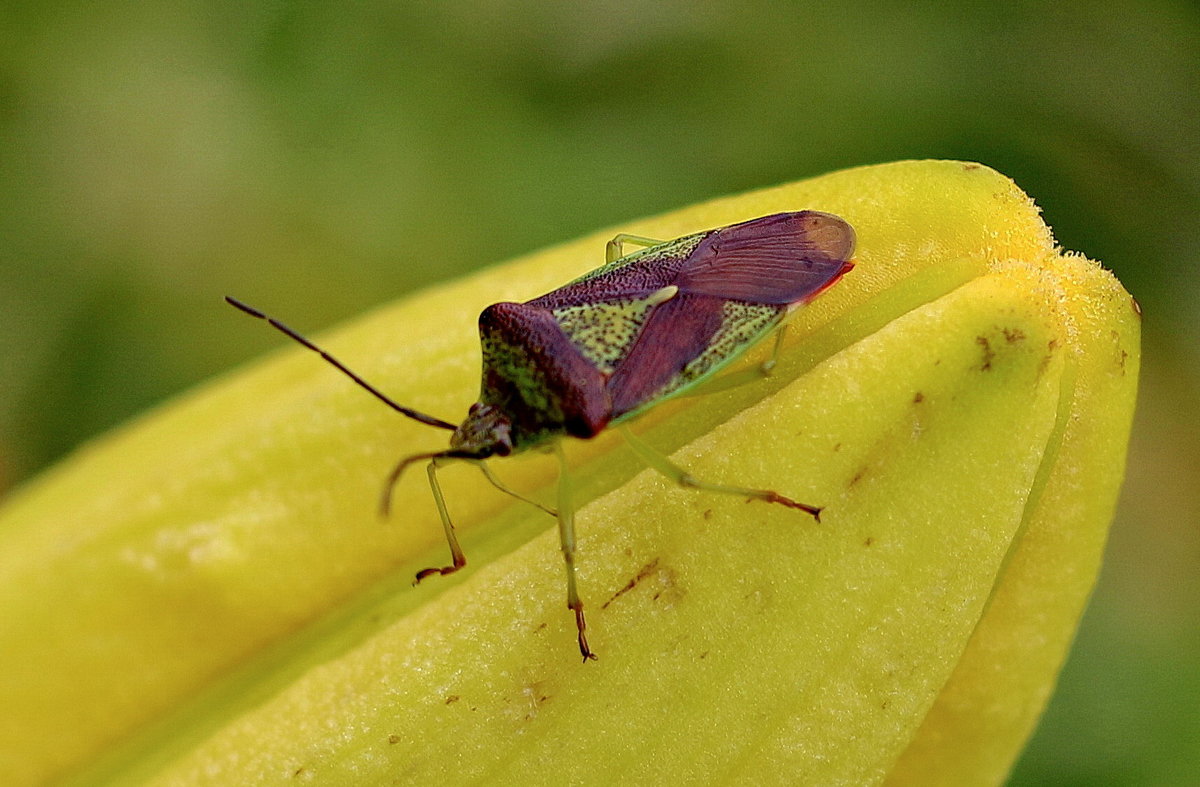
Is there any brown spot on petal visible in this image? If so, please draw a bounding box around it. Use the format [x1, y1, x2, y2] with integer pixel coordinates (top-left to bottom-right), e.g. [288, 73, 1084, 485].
[976, 335, 994, 371]
[1037, 339, 1059, 381]
[603, 558, 662, 609]
[1003, 327, 1025, 344]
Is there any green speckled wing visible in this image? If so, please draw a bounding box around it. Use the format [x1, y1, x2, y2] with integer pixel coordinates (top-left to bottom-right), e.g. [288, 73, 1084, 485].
[551, 296, 668, 374]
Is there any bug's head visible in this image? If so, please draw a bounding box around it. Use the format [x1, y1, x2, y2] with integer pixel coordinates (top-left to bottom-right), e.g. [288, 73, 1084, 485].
[450, 403, 513, 458]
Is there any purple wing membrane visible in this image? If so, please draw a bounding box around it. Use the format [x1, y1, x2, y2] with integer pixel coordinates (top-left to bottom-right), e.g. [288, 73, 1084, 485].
[607, 293, 727, 416]
[678, 211, 855, 304]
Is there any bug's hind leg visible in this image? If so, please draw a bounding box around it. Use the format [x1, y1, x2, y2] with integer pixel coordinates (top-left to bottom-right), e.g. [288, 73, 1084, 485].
[684, 324, 790, 397]
[758, 323, 788, 376]
[553, 443, 598, 662]
[606, 233, 665, 263]
[618, 425, 822, 521]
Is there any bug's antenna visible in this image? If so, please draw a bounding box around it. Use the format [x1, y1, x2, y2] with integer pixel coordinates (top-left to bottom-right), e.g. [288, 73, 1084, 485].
[380, 451, 443, 517]
[380, 448, 481, 517]
[226, 296, 458, 431]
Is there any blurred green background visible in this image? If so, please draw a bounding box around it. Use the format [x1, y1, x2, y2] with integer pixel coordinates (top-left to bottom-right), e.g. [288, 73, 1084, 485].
[1, 0, 1196, 782]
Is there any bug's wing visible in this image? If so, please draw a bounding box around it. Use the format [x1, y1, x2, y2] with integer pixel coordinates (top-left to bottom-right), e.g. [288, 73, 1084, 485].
[677, 211, 856, 305]
[607, 293, 727, 416]
[607, 212, 855, 416]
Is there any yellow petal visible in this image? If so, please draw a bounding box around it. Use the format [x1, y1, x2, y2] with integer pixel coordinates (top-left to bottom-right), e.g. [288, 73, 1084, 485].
[0, 160, 1138, 785]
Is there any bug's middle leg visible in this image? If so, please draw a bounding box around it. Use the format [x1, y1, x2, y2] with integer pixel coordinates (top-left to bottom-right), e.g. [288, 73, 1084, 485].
[606, 233, 665, 263]
[475, 461, 556, 517]
[554, 443, 597, 662]
[618, 425, 822, 521]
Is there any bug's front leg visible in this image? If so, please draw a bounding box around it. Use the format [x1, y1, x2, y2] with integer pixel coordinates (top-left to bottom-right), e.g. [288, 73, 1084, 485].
[413, 458, 468, 582]
[605, 233, 665, 263]
[554, 443, 597, 662]
[619, 426, 823, 521]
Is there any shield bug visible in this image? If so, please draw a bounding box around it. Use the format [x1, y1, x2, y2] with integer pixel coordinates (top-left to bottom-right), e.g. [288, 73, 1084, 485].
[228, 210, 855, 661]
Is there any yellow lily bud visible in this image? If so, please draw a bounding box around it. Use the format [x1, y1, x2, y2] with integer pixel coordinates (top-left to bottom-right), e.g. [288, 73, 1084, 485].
[0, 160, 1138, 785]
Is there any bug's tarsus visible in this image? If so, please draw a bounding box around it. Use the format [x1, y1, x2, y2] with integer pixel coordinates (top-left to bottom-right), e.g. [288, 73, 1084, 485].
[414, 562, 464, 583]
[224, 296, 458, 432]
[749, 491, 822, 522]
[574, 604, 597, 662]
